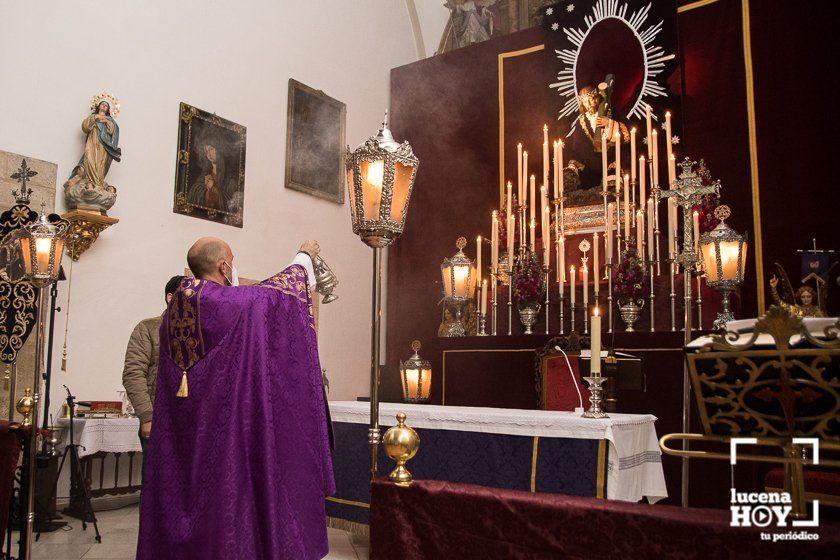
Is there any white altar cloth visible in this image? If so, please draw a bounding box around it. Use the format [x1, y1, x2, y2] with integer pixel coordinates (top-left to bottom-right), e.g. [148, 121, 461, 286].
[330, 401, 668, 503]
[57, 417, 142, 458]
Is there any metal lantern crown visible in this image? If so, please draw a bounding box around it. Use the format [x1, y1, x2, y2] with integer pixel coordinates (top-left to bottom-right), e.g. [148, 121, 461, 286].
[399, 340, 432, 403]
[441, 237, 477, 301]
[346, 111, 419, 249]
[700, 205, 747, 288]
[18, 205, 67, 287]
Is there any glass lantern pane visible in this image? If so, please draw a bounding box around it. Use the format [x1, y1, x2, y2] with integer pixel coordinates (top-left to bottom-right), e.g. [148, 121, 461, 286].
[441, 265, 453, 297]
[738, 241, 748, 282]
[359, 160, 384, 221]
[420, 368, 432, 400]
[18, 237, 33, 275]
[347, 168, 358, 223]
[453, 264, 470, 297]
[403, 368, 420, 400]
[390, 162, 415, 226]
[718, 240, 741, 281]
[701, 241, 720, 282]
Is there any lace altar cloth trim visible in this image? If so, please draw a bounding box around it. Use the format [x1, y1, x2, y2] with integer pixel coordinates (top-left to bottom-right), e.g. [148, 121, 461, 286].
[57, 417, 142, 458]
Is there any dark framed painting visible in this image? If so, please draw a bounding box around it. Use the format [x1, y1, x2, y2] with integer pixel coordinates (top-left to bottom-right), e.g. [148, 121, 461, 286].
[174, 102, 246, 228]
[285, 79, 345, 204]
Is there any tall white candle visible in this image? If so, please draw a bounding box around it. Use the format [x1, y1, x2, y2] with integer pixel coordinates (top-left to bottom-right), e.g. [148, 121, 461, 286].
[517, 143, 523, 204]
[481, 280, 487, 315]
[492, 212, 499, 271]
[553, 141, 559, 198]
[543, 125, 549, 200]
[590, 308, 602, 375]
[614, 130, 621, 182]
[693, 210, 700, 255]
[606, 202, 614, 261]
[507, 215, 515, 258]
[506, 181, 512, 221]
[647, 198, 655, 260]
[570, 265, 576, 306]
[543, 207, 550, 263]
[593, 232, 600, 295]
[651, 130, 659, 187]
[630, 127, 637, 181]
[639, 155, 646, 210]
[636, 209, 644, 255]
[601, 133, 608, 192]
[522, 151, 529, 204]
[665, 111, 673, 164]
[623, 174, 630, 240]
[476, 236, 482, 287]
[530, 219, 536, 251]
[530, 175, 536, 224]
[668, 153, 676, 189]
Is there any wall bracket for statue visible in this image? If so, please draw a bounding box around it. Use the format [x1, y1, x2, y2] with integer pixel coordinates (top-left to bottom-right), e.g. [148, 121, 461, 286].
[60, 209, 119, 261]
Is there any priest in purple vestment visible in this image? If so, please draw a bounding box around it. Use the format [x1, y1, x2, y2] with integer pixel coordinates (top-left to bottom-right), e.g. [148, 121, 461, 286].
[137, 237, 335, 560]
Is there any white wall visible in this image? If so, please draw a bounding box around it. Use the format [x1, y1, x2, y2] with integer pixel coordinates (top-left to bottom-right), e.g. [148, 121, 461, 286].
[0, 0, 418, 419]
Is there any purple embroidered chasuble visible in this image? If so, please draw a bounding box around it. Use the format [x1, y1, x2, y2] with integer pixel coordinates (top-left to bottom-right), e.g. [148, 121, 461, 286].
[137, 266, 335, 560]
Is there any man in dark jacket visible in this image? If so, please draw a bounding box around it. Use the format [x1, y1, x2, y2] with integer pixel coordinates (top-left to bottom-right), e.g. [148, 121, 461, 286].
[122, 276, 183, 464]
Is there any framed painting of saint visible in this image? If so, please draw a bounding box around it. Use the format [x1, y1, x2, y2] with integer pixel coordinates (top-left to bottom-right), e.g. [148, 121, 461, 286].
[173, 103, 246, 228]
[284, 79, 345, 204]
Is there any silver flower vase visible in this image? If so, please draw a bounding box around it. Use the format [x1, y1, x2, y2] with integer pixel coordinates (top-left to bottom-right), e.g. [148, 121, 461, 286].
[517, 302, 541, 335]
[618, 300, 644, 332]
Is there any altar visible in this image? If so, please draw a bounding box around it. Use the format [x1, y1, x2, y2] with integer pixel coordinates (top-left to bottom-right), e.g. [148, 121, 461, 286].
[326, 401, 667, 533]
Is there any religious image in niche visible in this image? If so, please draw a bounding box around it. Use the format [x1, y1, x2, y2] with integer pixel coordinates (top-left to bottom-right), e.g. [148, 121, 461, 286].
[285, 79, 345, 204]
[174, 102, 246, 228]
[542, 0, 680, 233]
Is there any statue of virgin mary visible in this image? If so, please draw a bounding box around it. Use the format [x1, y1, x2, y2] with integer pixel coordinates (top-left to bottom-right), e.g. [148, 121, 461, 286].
[64, 92, 122, 213]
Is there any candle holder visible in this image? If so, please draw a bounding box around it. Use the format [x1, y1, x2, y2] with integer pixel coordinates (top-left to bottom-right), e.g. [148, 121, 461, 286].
[478, 311, 488, 336]
[570, 301, 577, 333]
[696, 272, 703, 331]
[606, 260, 614, 333]
[668, 258, 677, 331]
[491, 269, 498, 336]
[648, 258, 656, 332]
[584, 304, 589, 335]
[581, 377, 609, 419]
[558, 292, 565, 335]
[507, 263, 514, 335]
[543, 266, 550, 334]
[652, 183, 662, 276]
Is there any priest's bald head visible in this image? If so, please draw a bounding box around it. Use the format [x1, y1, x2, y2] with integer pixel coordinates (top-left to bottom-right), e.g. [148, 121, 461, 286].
[187, 236, 235, 286]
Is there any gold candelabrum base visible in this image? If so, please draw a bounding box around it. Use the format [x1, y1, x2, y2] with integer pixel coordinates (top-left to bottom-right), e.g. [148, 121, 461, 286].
[382, 412, 420, 486]
[61, 208, 120, 261]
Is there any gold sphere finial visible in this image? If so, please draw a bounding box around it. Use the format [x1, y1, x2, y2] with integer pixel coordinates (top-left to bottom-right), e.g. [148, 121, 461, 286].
[410, 340, 421, 354]
[456, 236, 467, 251]
[382, 412, 420, 486]
[396, 411, 407, 425]
[16, 387, 34, 427]
[714, 205, 731, 222]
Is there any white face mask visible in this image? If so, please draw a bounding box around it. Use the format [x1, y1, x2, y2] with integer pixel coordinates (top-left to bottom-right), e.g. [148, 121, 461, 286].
[223, 261, 240, 287]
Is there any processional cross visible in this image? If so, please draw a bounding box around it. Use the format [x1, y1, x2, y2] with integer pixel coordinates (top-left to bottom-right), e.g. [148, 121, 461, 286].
[661, 158, 721, 268]
[10, 159, 37, 204]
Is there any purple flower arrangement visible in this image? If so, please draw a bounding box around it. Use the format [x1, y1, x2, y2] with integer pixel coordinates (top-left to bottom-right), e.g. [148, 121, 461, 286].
[512, 250, 545, 304]
[613, 241, 647, 303]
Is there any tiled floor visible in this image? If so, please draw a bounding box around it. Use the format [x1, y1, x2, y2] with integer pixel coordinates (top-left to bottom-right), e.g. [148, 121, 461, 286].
[13, 504, 369, 560]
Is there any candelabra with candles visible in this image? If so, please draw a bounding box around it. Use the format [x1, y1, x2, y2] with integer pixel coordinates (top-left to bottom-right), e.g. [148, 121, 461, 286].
[661, 158, 721, 508]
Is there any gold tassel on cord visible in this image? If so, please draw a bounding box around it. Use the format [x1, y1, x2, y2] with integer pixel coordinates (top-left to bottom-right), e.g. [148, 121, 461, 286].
[176, 371, 189, 398]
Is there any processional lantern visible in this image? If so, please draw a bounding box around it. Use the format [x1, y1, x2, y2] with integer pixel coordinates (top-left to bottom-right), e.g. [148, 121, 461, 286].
[399, 340, 432, 404]
[346, 111, 419, 249]
[346, 112, 419, 479]
[441, 237, 477, 337]
[699, 205, 748, 330]
[18, 205, 67, 287]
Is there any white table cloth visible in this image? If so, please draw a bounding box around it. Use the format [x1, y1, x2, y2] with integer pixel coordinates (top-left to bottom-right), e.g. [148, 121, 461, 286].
[57, 417, 142, 458]
[330, 401, 668, 503]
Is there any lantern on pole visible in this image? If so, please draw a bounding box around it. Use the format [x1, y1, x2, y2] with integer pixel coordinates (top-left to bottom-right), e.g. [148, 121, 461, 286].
[346, 112, 419, 479]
